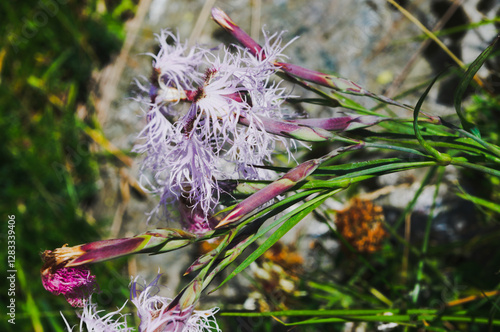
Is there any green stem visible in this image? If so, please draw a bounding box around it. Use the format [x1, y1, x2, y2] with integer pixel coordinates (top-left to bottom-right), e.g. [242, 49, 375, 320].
[303, 161, 438, 189]
[441, 119, 500, 159]
[451, 159, 500, 177]
[368, 136, 500, 163]
[364, 142, 426, 156]
[413, 75, 451, 164]
[412, 168, 445, 304]
[395, 167, 438, 229]
[220, 310, 500, 326]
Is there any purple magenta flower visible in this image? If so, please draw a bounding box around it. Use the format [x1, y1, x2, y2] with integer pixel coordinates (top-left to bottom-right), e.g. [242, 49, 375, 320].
[191, 47, 294, 175]
[135, 23, 300, 226]
[178, 198, 218, 235]
[130, 274, 220, 332]
[41, 264, 99, 308]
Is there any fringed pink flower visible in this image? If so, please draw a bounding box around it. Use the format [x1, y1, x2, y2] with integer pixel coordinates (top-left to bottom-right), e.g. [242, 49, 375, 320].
[130, 274, 221, 332]
[135, 15, 298, 228]
[61, 296, 132, 331]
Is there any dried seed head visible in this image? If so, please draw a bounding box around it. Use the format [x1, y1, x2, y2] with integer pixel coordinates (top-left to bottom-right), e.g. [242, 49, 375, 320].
[335, 198, 387, 253]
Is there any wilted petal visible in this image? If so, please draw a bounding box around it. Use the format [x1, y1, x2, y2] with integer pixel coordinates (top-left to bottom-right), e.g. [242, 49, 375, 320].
[41, 263, 99, 308]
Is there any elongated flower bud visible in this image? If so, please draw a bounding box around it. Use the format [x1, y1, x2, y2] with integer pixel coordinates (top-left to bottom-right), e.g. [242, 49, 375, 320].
[41, 229, 197, 272]
[184, 251, 217, 275]
[216, 158, 321, 228]
[275, 62, 408, 108]
[287, 115, 387, 131]
[239, 114, 386, 143]
[41, 230, 198, 306]
[215, 142, 363, 229]
[238, 115, 333, 142]
[211, 7, 263, 57]
[66, 229, 197, 266]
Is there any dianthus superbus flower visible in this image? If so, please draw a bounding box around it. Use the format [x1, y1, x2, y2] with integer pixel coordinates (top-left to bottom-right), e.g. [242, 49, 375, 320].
[61, 297, 132, 332]
[135, 21, 297, 226]
[149, 29, 205, 91]
[130, 274, 221, 332]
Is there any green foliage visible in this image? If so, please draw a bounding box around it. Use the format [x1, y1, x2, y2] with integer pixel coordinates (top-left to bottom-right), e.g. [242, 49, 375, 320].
[216, 36, 500, 331]
[453, 36, 499, 137]
[0, 1, 132, 330]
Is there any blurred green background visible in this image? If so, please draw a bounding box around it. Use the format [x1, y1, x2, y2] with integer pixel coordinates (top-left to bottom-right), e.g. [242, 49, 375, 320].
[1, 1, 134, 330]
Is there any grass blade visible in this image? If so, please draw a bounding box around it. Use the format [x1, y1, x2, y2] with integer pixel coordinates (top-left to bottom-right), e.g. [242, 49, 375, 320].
[454, 35, 499, 137]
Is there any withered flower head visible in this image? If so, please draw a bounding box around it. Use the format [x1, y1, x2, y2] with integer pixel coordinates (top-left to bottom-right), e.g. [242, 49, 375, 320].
[41, 246, 99, 307]
[335, 198, 387, 253]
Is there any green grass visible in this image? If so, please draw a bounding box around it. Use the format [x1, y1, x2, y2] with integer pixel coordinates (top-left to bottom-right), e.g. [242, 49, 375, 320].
[1, 1, 132, 330]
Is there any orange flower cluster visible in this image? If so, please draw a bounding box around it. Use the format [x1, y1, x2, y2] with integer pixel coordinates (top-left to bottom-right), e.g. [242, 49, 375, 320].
[263, 242, 304, 272]
[249, 242, 304, 312]
[197, 237, 224, 255]
[335, 198, 387, 253]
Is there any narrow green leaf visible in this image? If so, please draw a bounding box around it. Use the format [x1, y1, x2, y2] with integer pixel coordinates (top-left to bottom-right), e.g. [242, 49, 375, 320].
[274, 314, 500, 326]
[222, 309, 500, 326]
[221, 308, 439, 317]
[304, 160, 436, 188]
[450, 159, 500, 178]
[307, 280, 379, 306]
[42, 50, 72, 82]
[214, 190, 337, 290]
[287, 97, 341, 107]
[454, 35, 499, 137]
[413, 74, 450, 163]
[318, 158, 416, 174]
[412, 168, 444, 304]
[440, 118, 500, 159]
[456, 192, 500, 214]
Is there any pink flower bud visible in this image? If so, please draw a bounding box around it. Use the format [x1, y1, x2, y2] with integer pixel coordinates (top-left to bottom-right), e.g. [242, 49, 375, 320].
[211, 7, 263, 58]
